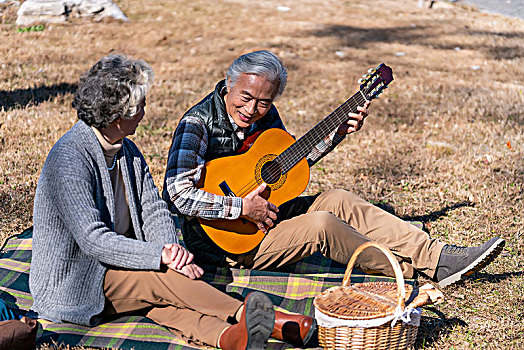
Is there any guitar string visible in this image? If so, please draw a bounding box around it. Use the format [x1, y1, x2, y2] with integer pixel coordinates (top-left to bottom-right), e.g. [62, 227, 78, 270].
[235, 93, 367, 197]
[278, 92, 365, 172]
[236, 105, 366, 196]
[272, 93, 365, 175]
[234, 92, 367, 197]
[234, 92, 368, 198]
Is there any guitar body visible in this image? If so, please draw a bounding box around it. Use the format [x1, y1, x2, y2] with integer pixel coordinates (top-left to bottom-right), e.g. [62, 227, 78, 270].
[198, 128, 310, 254]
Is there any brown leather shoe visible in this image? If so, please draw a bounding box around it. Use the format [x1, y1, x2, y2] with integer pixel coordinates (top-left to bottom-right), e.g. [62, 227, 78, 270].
[219, 292, 274, 350]
[270, 310, 316, 347]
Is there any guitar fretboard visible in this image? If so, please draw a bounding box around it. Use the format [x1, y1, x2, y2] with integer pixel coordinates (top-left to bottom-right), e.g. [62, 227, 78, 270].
[276, 90, 368, 173]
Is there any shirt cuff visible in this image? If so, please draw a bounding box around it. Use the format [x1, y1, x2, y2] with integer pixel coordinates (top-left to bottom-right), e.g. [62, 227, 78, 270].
[332, 133, 346, 146]
[223, 196, 243, 219]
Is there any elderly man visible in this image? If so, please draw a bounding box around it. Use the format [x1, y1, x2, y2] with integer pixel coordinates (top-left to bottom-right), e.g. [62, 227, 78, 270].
[163, 50, 504, 289]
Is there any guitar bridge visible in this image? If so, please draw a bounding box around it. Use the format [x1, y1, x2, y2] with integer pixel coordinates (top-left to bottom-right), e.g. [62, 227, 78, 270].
[219, 181, 248, 224]
[219, 181, 236, 197]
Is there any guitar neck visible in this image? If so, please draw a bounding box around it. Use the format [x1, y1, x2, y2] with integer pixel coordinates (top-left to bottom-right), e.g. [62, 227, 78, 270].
[276, 90, 368, 173]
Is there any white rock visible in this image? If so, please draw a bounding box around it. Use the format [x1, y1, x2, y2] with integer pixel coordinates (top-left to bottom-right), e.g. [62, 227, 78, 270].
[16, 0, 128, 26]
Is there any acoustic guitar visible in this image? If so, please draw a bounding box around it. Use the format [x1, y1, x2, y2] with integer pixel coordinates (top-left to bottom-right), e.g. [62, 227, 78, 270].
[198, 63, 394, 254]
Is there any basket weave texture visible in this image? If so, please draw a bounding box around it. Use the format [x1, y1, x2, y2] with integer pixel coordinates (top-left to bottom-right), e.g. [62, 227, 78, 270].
[317, 321, 418, 350]
[314, 241, 419, 350]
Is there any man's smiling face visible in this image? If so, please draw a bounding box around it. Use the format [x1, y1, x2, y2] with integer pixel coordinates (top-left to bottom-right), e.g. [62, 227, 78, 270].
[224, 73, 279, 129]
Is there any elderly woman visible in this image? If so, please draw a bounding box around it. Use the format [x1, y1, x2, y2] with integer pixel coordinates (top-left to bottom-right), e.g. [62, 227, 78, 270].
[29, 54, 313, 349]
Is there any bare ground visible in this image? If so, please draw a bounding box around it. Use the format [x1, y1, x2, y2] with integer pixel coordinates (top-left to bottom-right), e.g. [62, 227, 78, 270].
[0, 0, 523, 349]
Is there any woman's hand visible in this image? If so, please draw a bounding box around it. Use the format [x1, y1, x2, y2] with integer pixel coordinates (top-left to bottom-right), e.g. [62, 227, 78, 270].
[161, 243, 193, 270]
[174, 263, 204, 279]
[161, 244, 204, 279]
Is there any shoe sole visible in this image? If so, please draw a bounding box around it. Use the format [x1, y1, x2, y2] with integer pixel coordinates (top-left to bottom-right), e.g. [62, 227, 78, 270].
[244, 292, 275, 350]
[302, 317, 317, 346]
[438, 238, 505, 288]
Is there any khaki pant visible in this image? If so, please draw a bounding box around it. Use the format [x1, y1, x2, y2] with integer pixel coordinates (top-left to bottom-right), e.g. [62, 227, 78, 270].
[102, 267, 242, 347]
[229, 189, 444, 279]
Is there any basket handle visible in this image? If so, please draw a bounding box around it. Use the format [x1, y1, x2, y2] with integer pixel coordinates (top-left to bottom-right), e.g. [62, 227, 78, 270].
[342, 241, 406, 309]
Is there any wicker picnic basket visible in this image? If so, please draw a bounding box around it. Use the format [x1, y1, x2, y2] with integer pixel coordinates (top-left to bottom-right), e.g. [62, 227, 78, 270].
[314, 241, 422, 350]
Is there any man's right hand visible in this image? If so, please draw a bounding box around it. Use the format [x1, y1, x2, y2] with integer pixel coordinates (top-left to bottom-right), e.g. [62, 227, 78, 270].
[241, 183, 279, 234]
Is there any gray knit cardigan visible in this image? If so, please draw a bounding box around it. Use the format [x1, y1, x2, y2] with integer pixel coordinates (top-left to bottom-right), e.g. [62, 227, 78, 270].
[30, 120, 178, 326]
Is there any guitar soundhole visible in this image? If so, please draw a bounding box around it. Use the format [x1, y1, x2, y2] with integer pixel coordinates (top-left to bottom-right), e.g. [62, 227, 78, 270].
[260, 161, 282, 184]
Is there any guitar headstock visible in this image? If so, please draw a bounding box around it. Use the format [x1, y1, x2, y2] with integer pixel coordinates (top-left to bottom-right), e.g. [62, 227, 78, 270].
[359, 63, 393, 101]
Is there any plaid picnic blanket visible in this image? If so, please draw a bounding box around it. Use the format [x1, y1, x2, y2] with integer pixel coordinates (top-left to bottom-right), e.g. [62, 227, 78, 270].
[0, 227, 408, 349]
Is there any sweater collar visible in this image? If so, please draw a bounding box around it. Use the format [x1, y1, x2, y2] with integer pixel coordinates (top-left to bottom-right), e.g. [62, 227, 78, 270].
[90, 126, 123, 158]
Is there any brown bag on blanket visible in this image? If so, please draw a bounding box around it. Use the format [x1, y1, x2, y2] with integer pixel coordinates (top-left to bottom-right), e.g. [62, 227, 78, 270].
[0, 317, 38, 350]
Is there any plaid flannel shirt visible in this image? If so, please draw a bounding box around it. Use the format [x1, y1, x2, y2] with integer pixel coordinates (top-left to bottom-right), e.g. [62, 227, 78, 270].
[163, 115, 345, 220]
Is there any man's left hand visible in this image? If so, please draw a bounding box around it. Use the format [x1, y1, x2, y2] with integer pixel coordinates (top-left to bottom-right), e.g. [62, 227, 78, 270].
[336, 102, 370, 136]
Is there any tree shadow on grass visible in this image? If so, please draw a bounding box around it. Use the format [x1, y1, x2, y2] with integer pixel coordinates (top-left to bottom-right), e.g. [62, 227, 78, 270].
[374, 201, 474, 231]
[0, 82, 77, 111]
[303, 22, 524, 61]
[415, 307, 468, 349]
[468, 270, 523, 284]
[400, 201, 474, 224]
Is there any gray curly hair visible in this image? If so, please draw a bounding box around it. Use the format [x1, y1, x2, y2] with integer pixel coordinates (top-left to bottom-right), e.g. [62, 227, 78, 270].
[72, 54, 153, 129]
[225, 50, 287, 100]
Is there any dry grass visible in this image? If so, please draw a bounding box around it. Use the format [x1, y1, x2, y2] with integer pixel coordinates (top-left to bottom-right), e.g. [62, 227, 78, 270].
[1, 0, 523, 349]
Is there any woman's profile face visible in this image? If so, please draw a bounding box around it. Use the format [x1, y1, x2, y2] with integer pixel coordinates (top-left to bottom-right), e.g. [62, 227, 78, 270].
[114, 98, 146, 138]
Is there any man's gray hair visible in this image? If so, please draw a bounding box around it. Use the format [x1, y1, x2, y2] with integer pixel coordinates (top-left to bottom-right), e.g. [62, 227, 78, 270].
[225, 50, 287, 100]
[73, 54, 154, 129]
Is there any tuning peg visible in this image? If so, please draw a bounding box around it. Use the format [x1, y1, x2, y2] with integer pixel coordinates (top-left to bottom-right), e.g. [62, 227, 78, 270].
[358, 78, 363, 84]
[368, 68, 375, 73]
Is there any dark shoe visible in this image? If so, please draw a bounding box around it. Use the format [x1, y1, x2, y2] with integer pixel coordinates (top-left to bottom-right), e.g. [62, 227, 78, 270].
[219, 292, 275, 350]
[436, 237, 505, 288]
[271, 310, 316, 347]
